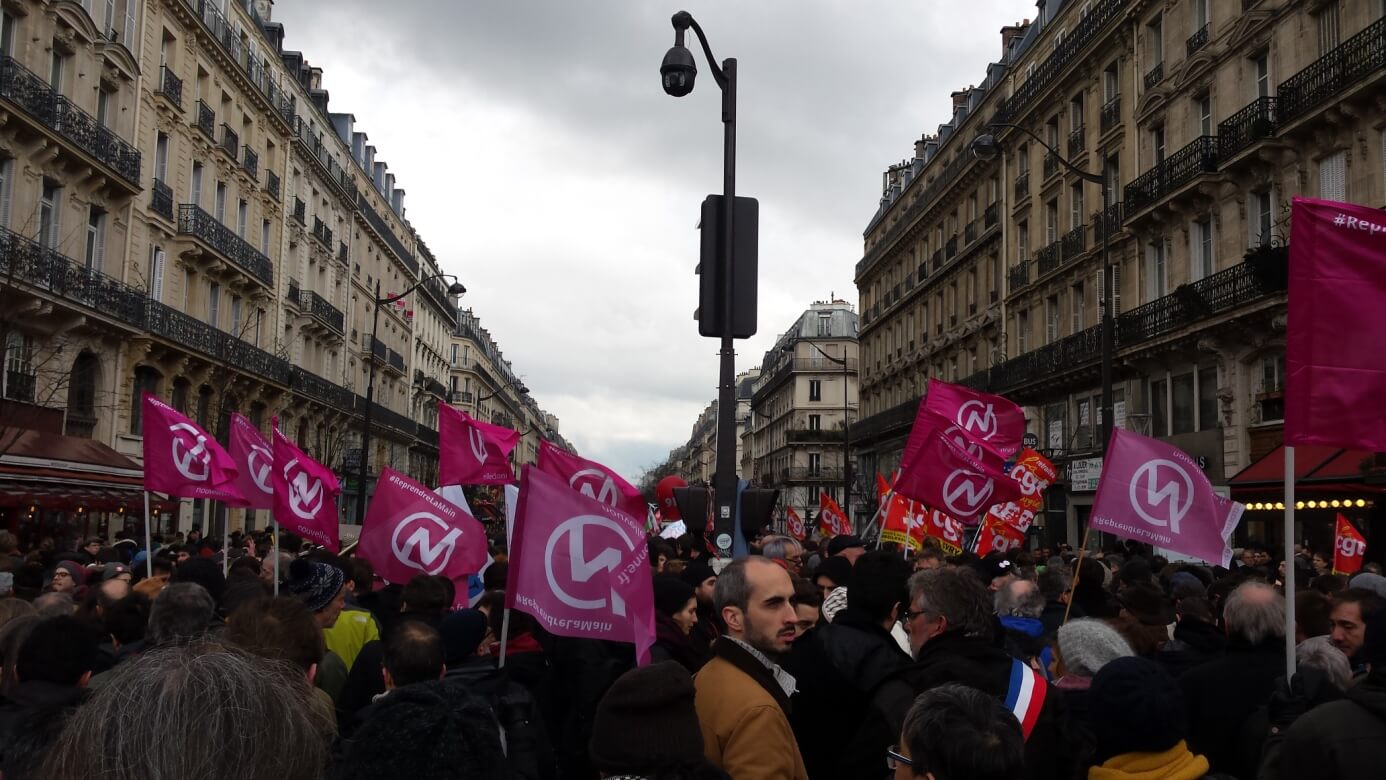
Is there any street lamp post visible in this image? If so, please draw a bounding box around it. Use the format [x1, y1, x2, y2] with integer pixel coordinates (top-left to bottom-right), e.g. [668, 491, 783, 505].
[805, 342, 852, 526]
[475, 379, 529, 423]
[970, 124, 1114, 458]
[662, 11, 741, 554]
[355, 273, 466, 526]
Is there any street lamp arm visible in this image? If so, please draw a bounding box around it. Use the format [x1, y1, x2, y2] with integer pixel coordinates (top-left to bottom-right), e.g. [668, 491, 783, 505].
[375, 272, 464, 306]
[805, 341, 847, 365]
[987, 122, 1103, 185]
[673, 11, 727, 89]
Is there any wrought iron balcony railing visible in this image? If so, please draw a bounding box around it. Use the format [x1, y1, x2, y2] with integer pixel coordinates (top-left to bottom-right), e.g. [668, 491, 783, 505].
[1008, 262, 1030, 292]
[984, 201, 999, 228]
[299, 288, 344, 334]
[1186, 24, 1209, 57]
[964, 219, 978, 244]
[1094, 202, 1125, 243]
[1067, 125, 1085, 160]
[0, 225, 146, 325]
[1144, 62, 1164, 90]
[156, 65, 183, 109]
[1117, 250, 1287, 345]
[1043, 150, 1062, 179]
[265, 170, 280, 200]
[311, 216, 332, 249]
[1217, 97, 1278, 162]
[945, 235, 958, 259]
[287, 277, 301, 305]
[994, 0, 1130, 124]
[1123, 135, 1218, 214]
[1061, 224, 1087, 260]
[182, 0, 296, 129]
[194, 99, 215, 139]
[1277, 16, 1386, 127]
[1035, 240, 1063, 277]
[1100, 96, 1121, 133]
[177, 204, 274, 286]
[1015, 171, 1031, 200]
[289, 366, 352, 410]
[151, 179, 174, 220]
[291, 197, 306, 225]
[219, 123, 238, 158]
[242, 145, 258, 179]
[338, 241, 349, 264]
[388, 348, 406, 373]
[0, 55, 141, 186]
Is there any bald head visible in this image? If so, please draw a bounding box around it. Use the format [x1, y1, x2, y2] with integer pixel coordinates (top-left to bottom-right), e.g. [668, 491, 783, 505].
[1223, 581, 1285, 645]
[995, 577, 1044, 619]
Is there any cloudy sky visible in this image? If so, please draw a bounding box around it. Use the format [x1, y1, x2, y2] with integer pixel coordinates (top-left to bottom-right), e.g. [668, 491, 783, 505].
[274, 0, 1023, 479]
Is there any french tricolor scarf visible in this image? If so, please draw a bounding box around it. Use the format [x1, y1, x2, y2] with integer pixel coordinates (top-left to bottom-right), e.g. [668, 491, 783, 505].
[1004, 658, 1048, 740]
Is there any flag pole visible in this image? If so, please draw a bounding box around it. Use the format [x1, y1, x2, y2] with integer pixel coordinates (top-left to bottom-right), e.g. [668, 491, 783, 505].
[1284, 445, 1297, 680]
[497, 607, 512, 669]
[868, 491, 890, 549]
[1062, 525, 1093, 625]
[273, 521, 280, 596]
[222, 504, 230, 577]
[143, 491, 153, 579]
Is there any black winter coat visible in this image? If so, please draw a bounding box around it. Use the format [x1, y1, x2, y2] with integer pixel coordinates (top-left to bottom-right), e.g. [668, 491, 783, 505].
[444, 658, 556, 780]
[782, 607, 914, 780]
[0, 680, 84, 779]
[1277, 666, 1386, 780]
[877, 631, 1075, 780]
[1156, 618, 1226, 678]
[1237, 667, 1342, 780]
[1178, 637, 1285, 779]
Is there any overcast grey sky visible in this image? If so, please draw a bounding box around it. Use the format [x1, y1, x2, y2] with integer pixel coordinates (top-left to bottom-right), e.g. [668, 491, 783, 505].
[274, 0, 1023, 479]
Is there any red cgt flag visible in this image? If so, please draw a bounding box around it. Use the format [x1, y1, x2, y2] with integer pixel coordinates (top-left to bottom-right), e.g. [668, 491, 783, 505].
[1333, 513, 1367, 575]
[819, 492, 850, 537]
[785, 506, 806, 541]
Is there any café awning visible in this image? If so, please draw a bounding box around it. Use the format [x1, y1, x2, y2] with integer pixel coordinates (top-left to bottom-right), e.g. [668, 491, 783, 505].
[1228, 443, 1384, 495]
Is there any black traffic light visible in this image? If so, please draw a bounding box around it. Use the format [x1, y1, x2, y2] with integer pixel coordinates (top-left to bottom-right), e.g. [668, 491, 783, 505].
[672, 486, 713, 536]
[737, 486, 779, 543]
[696, 194, 758, 339]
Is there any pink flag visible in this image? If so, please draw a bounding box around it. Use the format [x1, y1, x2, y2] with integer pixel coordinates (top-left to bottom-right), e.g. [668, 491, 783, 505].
[228, 413, 274, 510]
[271, 420, 342, 552]
[899, 406, 1007, 488]
[893, 427, 1024, 524]
[1089, 428, 1244, 567]
[1286, 197, 1386, 451]
[506, 465, 655, 664]
[358, 467, 489, 584]
[922, 379, 1026, 459]
[536, 441, 646, 520]
[141, 393, 244, 502]
[439, 402, 520, 486]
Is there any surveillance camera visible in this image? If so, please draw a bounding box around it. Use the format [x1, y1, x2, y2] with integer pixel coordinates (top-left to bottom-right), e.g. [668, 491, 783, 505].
[661, 45, 697, 97]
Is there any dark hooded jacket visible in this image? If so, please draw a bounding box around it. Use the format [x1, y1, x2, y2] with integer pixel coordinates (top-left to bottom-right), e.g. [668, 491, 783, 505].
[1278, 666, 1386, 780]
[1155, 617, 1226, 678]
[1237, 667, 1343, 779]
[0, 680, 85, 778]
[444, 657, 555, 780]
[1178, 636, 1285, 779]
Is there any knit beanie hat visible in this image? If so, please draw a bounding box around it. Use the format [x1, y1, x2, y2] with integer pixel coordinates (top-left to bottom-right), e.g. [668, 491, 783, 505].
[678, 559, 715, 589]
[1090, 656, 1187, 760]
[283, 558, 344, 613]
[1348, 572, 1386, 600]
[1056, 619, 1133, 677]
[652, 576, 696, 619]
[440, 608, 490, 665]
[590, 661, 704, 773]
[54, 560, 85, 585]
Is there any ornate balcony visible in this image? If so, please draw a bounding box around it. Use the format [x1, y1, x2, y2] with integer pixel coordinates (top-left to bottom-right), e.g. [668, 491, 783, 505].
[1067, 126, 1085, 160]
[1117, 249, 1287, 346]
[1100, 96, 1121, 133]
[1094, 202, 1125, 243]
[0, 225, 146, 326]
[182, 0, 296, 130]
[290, 366, 353, 411]
[1015, 171, 1031, 200]
[242, 146, 258, 179]
[1035, 241, 1063, 277]
[219, 123, 238, 158]
[1008, 262, 1031, 292]
[1123, 136, 1218, 215]
[1043, 150, 1062, 179]
[1277, 16, 1386, 128]
[984, 201, 999, 228]
[994, 0, 1130, 125]
[265, 171, 280, 201]
[964, 219, 979, 244]
[311, 217, 333, 249]
[194, 100, 215, 139]
[1217, 97, 1278, 162]
[156, 65, 183, 109]
[1186, 24, 1209, 57]
[298, 288, 344, 334]
[294, 116, 358, 203]
[0, 55, 142, 187]
[151, 179, 174, 220]
[1061, 224, 1087, 260]
[1144, 62, 1164, 90]
[291, 197, 306, 225]
[945, 234, 958, 259]
[177, 204, 274, 286]
[338, 241, 349, 264]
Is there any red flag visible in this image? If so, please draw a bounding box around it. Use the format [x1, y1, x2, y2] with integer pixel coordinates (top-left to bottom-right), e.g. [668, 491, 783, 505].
[359, 467, 489, 584]
[1333, 513, 1367, 575]
[140, 393, 244, 502]
[921, 506, 966, 556]
[228, 413, 274, 510]
[979, 449, 1057, 537]
[785, 507, 806, 541]
[506, 465, 655, 664]
[439, 402, 520, 486]
[271, 421, 341, 552]
[974, 514, 1027, 556]
[536, 441, 646, 520]
[879, 495, 929, 550]
[876, 472, 891, 502]
[894, 428, 1024, 524]
[820, 492, 850, 537]
[1287, 197, 1386, 451]
[921, 378, 1026, 459]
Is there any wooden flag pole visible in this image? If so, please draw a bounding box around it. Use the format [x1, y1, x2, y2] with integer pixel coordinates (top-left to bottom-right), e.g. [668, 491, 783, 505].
[1062, 525, 1093, 625]
[1284, 446, 1297, 680]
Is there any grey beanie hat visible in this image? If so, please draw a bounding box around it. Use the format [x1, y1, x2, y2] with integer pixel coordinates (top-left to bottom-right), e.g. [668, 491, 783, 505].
[1348, 572, 1386, 599]
[1057, 618, 1134, 677]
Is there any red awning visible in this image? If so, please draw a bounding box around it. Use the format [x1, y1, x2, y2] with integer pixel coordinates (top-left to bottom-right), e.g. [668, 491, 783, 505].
[0, 427, 168, 512]
[1229, 444, 1385, 495]
[1228, 445, 1340, 486]
[1305, 449, 1376, 482]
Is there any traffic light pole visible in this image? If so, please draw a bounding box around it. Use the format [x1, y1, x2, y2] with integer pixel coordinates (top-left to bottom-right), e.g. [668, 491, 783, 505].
[712, 58, 738, 556]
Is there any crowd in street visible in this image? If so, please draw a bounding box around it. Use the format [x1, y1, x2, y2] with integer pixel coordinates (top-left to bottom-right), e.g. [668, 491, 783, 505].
[0, 523, 1383, 780]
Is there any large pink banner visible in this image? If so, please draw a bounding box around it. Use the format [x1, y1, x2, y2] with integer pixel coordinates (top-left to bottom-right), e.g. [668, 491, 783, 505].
[1089, 428, 1243, 567]
[921, 379, 1026, 459]
[1286, 197, 1386, 451]
[506, 465, 655, 664]
[228, 413, 274, 510]
[271, 421, 341, 552]
[359, 467, 489, 584]
[536, 441, 647, 520]
[141, 393, 244, 502]
[439, 402, 520, 486]
[893, 428, 1023, 524]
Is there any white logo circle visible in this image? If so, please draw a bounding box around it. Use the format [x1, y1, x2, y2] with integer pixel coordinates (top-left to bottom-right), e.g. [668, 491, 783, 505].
[569, 469, 621, 507]
[282, 459, 324, 520]
[543, 514, 638, 616]
[716, 533, 732, 550]
[956, 400, 998, 440]
[391, 512, 462, 575]
[468, 428, 489, 464]
[247, 444, 273, 495]
[169, 423, 212, 482]
[1129, 459, 1195, 534]
[942, 469, 995, 518]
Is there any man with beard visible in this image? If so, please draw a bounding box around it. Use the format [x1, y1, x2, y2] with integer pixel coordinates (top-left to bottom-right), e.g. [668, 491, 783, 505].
[694, 556, 806, 779]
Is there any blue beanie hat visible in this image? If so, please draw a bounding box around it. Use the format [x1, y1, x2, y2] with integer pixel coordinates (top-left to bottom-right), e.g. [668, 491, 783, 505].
[1090, 656, 1187, 760]
[284, 558, 344, 613]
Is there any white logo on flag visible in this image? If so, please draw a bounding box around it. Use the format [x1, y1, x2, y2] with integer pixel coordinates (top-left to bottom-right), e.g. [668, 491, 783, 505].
[943, 423, 987, 461]
[468, 427, 489, 464]
[956, 400, 998, 440]
[283, 459, 324, 520]
[1129, 459, 1195, 534]
[1337, 534, 1366, 557]
[247, 444, 273, 494]
[391, 512, 462, 574]
[544, 514, 637, 617]
[169, 423, 212, 482]
[569, 468, 622, 507]
[942, 469, 995, 518]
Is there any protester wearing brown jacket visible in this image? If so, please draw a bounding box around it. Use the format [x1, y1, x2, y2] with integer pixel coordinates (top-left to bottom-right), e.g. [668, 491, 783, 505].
[694, 557, 808, 780]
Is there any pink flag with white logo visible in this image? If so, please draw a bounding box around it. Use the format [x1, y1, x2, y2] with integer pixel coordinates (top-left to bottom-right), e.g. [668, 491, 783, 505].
[899, 406, 1008, 490]
[141, 393, 244, 502]
[359, 467, 489, 585]
[228, 413, 274, 510]
[1089, 428, 1244, 567]
[922, 379, 1026, 459]
[537, 441, 647, 520]
[506, 465, 655, 664]
[271, 420, 342, 552]
[1286, 197, 1386, 451]
[892, 427, 1023, 524]
[438, 402, 520, 486]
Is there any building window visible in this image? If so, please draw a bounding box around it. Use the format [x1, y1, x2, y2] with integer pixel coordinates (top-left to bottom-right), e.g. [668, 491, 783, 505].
[129, 366, 161, 434]
[1103, 62, 1119, 102]
[1252, 53, 1271, 98]
[817, 313, 832, 337]
[215, 181, 226, 221]
[1151, 124, 1166, 164]
[1319, 151, 1346, 200]
[154, 132, 169, 183]
[1198, 366, 1219, 430]
[1316, 3, 1341, 55]
[1017, 309, 1030, 353]
[1191, 217, 1214, 281]
[3, 332, 34, 402]
[1045, 199, 1059, 243]
[1, 13, 15, 56]
[85, 207, 106, 271]
[1070, 183, 1085, 230]
[230, 296, 242, 335]
[1196, 94, 1212, 137]
[1046, 294, 1060, 343]
[1251, 190, 1275, 246]
[237, 200, 247, 237]
[809, 379, 822, 402]
[1146, 239, 1168, 300]
[1147, 13, 1163, 64]
[1071, 281, 1085, 332]
[1151, 377, 1169, 436]
[0, 158, 12, 228]
[96, 89, 111, 128]
[808, 453, 822, 476]
[49, 48, 65, 91]
[1172, 372, 1195, 434]
[808, 414, 821, 431]
[1017, 220, 1029, 262]
[39, 181, 61, 249]
[191, 162, 203, 206]
[1193, 0, 1209, 29]
[208, 281, 220, 328]
[261, 219, 271, 254]
[171, 377, 190, 413]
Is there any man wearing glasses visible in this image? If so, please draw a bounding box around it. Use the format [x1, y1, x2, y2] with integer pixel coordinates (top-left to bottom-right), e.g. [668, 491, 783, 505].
[887, 684, 1025, 779]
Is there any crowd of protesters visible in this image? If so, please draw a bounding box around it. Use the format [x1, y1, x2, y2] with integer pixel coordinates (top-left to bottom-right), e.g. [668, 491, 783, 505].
[0, 522, 1383, 780]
